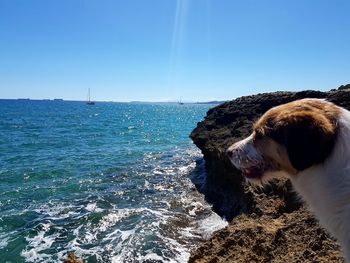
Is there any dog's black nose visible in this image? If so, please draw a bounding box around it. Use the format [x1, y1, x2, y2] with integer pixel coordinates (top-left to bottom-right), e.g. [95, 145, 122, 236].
[226, 148, 233, 157]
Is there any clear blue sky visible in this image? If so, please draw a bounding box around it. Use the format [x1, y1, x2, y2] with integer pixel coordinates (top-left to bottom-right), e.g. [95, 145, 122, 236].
[1, 0, 350, 102]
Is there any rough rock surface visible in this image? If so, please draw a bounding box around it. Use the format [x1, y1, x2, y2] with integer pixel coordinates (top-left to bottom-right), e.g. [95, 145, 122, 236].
[189, 86, 350, 262]
[63, 252, 83, 263]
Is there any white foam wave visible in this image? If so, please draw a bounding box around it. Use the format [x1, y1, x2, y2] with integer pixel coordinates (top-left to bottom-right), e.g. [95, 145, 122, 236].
[136, 252, 167, 262]
[197, 213, 228, 239]
[0, 235, 9, 249]
[21, 223, 58, 263]
[85, 202, 103, 213]
[98, 210, 131, 232]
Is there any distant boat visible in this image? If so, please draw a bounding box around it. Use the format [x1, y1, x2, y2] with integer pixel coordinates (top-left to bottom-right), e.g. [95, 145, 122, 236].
[86, 89, 95, 105]
[178, 98, 184, 105]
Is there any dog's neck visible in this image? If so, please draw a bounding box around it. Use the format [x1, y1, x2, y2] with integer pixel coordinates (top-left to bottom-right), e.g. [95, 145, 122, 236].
[290, 108, 350, 259]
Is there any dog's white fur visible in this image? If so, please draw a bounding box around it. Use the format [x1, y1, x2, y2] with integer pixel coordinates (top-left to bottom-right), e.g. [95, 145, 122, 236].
[291, 107, 350, 261]
[228, 99, 350, 261]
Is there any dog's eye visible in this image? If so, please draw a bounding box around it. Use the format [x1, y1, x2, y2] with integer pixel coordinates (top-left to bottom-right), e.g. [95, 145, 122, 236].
[252, 133, 263, 147]
[253, 130, 263, 140]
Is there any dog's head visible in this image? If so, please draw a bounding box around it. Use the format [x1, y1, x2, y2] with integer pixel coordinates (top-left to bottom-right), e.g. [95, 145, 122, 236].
[227, 99, 339, 183]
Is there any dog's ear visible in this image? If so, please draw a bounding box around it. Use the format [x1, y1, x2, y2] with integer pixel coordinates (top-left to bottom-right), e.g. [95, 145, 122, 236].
[281, 112, 337, 171]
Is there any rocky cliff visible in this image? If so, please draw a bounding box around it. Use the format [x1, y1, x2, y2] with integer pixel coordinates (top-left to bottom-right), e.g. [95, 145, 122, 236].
[189, 86, 350, 262]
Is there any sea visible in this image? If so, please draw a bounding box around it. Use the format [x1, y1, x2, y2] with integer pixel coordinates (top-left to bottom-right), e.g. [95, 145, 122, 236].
[0, 100, 228, 263]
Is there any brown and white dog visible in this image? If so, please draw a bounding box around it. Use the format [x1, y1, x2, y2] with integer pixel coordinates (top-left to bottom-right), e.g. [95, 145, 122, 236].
[227, 98, 350, 261]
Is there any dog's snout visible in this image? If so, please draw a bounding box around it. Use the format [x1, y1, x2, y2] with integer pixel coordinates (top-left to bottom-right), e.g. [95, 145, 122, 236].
[226, 134, 263, 170]
[226, 145, 241, 169]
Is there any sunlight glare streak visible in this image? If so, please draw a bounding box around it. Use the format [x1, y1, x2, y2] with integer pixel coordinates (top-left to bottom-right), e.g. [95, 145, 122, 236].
[168, 0, 189, 88]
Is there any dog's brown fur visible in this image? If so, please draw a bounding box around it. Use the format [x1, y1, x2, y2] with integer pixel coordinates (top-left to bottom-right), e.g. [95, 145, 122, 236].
[252, 99, 340, 172]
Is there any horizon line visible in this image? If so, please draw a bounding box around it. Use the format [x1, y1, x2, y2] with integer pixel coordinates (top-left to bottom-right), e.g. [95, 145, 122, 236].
[0, 98, 228, 104]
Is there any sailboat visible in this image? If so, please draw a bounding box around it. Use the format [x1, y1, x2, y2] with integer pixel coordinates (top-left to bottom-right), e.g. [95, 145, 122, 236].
[86, 88, 95, 105]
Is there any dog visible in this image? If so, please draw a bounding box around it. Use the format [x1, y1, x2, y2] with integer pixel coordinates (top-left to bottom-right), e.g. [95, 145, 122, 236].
[226, 98, 350, 261]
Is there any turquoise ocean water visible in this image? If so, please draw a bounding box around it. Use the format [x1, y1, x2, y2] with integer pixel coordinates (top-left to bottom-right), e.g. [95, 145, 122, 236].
[0, 100, 227, 263]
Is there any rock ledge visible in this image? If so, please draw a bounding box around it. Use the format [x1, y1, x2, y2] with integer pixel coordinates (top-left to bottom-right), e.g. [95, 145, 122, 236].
[189, 87, 350, 262]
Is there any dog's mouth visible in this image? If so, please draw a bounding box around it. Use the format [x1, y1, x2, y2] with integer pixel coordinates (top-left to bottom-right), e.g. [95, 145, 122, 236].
[241, 165, 265, 179]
